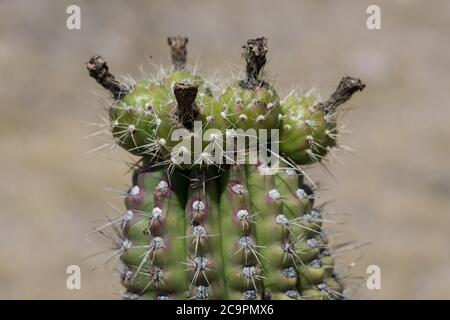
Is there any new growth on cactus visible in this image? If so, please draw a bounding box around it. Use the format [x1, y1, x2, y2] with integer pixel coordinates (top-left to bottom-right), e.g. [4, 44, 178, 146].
[86, 36, 365, 300]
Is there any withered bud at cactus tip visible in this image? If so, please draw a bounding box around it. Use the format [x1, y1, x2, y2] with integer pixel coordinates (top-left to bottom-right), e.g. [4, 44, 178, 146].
[86, 55, 130, 99]
[173, 81, 199, 130]
[241, 37, 268, 88]
[320, 76, 366, 115]
[168, 36, 188, 69]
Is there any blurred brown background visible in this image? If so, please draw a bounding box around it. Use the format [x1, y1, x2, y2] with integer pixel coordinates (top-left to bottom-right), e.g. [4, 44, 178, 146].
[1, 0, 449, 299]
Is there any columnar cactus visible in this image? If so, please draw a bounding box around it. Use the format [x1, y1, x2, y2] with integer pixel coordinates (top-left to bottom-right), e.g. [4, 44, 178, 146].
[86, 36, 365, 300]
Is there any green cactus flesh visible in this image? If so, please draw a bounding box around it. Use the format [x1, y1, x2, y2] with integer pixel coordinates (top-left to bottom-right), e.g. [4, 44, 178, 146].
[118, 164, 343, 300]
[219, 83, 281, 132]
[86, 37, 365, 300]
[279, 95, 337, 165]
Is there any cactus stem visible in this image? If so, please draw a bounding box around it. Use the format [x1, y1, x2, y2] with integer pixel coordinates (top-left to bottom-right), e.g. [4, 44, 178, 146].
[241, 37, 268, 89]
[319, 76, 366, 115]
[173, 81, 199, 130]
[168, 36, 188, 70]
[86, 55, 131, 99]
[85, 37, 365, 300]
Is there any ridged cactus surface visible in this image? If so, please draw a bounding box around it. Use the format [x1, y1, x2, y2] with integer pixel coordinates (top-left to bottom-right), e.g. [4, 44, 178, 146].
[86, 36, 365, 300]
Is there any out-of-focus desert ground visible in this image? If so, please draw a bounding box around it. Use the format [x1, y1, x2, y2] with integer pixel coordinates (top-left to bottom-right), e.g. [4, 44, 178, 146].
[0, 0, 449, 299]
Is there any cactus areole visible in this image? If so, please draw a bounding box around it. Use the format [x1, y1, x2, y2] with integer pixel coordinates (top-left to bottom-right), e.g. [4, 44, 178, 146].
[86, 36, 365, 300]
